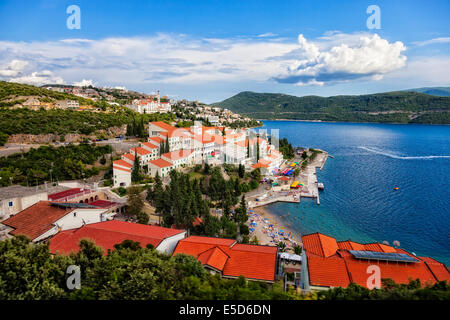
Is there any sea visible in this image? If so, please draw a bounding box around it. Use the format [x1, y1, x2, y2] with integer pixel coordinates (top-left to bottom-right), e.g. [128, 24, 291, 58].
[260, 120, 450, 265]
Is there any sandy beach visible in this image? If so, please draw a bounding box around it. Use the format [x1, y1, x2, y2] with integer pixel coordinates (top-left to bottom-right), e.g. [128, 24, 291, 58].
[248, 205, 302, 251]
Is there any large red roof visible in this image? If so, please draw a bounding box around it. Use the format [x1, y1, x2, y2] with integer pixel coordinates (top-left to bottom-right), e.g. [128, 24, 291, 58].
[49, 220, 185, 255]
[2, 201, 72, 240]
[302, 232, 450, 289]
[162, 149, 194, 160]
[173, 236, 278, 282]
[48, 188, 90, 201]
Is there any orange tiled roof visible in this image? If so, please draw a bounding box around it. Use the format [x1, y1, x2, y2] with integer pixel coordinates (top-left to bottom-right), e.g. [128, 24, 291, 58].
[302, 232, 339, 258]
[337, 240, 365, 251]
[149, 158, 173, 168]
[162, 149, 194, 160]
[113, 159, 132, 168]
[2, 201, 73, 240]
[419, 256, 450, 282]
[173, 236, 278, 282]
[132, 147, 152, 156]
[49, 220, 184, 255]
[122, 153, 135, 161]
[302, 232, 450, 289]
[364, 243, 397, 253]
[306, 254, 350, 288]
[141, 142, 158, 149]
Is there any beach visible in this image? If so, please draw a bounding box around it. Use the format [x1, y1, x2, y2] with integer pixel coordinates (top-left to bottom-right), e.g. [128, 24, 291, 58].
[248, 204, 302, 251]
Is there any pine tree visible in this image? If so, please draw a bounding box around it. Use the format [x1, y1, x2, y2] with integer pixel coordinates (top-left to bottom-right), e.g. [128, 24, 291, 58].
[131, 149, 140, 183]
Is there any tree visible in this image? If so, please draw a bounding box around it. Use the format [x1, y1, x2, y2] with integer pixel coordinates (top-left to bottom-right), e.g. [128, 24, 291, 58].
[126, 186, 144, 218]
[294, 245, 302, 255]
[294, 168, 300, 178]
[238, 163, 245, 178]
[131, 149, 140, 183]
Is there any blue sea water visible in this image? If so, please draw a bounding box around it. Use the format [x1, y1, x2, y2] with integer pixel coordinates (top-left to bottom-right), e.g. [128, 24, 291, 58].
[260, 121, 450, 265]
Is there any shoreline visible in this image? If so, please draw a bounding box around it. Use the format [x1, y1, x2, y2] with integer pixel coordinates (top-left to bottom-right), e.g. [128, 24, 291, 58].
[249, 204, 302, 250]
[257, 119, 450, 126]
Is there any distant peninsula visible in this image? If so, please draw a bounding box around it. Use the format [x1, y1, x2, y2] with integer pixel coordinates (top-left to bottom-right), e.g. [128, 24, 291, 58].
[213, 89, 450, 124]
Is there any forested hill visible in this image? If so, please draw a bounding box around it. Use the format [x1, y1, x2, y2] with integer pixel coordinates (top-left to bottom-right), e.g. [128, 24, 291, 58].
[213, 91, 450, 124]
[403, 87, 450, 97]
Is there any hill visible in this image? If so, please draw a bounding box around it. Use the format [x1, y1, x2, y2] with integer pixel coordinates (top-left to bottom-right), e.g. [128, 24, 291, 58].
[213, 91, 450, 124]
[0, 81, 174, 145]
[403, 87, 450, 97]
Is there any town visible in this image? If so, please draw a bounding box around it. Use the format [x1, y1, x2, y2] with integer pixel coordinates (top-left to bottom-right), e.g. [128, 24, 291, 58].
[1, 113, 448, 299]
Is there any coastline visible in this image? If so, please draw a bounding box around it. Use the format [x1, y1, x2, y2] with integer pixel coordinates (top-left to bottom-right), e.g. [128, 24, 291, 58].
[249, 204, 302, 249]
[246, 150, 329, 250]
[257, 119, 450, 125]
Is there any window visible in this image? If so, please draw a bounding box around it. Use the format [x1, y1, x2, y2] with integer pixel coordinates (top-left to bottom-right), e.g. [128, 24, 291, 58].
[8, 201, 13, 207]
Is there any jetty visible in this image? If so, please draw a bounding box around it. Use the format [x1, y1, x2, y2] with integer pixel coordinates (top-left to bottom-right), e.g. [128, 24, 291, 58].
[248, 149, 329, 208]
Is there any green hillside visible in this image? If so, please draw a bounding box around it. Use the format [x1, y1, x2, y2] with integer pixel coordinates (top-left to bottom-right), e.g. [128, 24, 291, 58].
[0, 81, 92, 105]
[403, 87, 450, 97]
[213, 91, 450, 124]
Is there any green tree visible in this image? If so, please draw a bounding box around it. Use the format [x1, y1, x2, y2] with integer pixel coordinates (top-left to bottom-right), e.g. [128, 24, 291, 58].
[126, 186, 144, 218]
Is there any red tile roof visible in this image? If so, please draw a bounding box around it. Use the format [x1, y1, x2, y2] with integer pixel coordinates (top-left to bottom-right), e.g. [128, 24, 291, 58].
[141, 142, 158, 149]
[2, 201, 72, 240]
[49, 220, 185, 255]
[302, 232, 450, 289]
[173, 236, 278, 282]
[307, 255, 350, 288]
[48, 188, 90, 201]
[149, 158, 173, 168]
[122, 153, 135, 161]
[113, 159, 132, 168]
[90, 200, 118, 208]
[162, 149, 194, 160]
[148, 136, 164, 144]
[198, 247, 230, 272]
[132, 147, 152, 156]
[419, 257, 450, 282]
[302, 233, 339, 258]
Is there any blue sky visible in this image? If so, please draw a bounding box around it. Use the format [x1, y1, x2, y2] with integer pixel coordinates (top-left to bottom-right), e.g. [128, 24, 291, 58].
[0, 0, 449, 102]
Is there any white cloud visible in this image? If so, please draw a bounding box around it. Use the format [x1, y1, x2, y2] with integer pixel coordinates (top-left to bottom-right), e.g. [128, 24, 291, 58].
[0, 32, 409, 88]
[10, 70, 64, 86]
[0, 59, 28, 77]
[73, 79, 95, 87]
[412, 37, 450, 47]
[275, 33, 407, 85]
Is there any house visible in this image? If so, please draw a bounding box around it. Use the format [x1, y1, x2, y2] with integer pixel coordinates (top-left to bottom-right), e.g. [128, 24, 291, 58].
[113, 160, 132, 187]
[300, 232, 450, 291]
[49, 220, 186, 255]
[173, 236, 279, 283]
[148, 158, 174, 178]
[0, 185, 48, 221]
[55, 100, 79, 109]
[0, 201, 113, 242]
[161, 149, 195, 169]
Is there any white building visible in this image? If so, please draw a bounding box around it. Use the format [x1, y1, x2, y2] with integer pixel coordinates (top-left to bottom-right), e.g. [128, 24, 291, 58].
[0, 201, 113, 242]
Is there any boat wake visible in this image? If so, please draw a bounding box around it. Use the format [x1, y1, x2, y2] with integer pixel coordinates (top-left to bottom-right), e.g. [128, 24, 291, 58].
[358, 146, 450, 160]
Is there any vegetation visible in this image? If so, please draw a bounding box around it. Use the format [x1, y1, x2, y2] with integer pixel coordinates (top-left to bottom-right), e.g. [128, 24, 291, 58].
[319, 279, 450, 300]
[147, 166, 259, 238]
[276, 138, 295, 159]
[0, 236, 299, 300]
[214, 91, 450, 124]
[0, 143, 112, 186]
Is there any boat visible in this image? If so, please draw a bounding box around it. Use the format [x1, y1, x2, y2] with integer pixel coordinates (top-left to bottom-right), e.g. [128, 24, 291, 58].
[393, 187, 399, 190]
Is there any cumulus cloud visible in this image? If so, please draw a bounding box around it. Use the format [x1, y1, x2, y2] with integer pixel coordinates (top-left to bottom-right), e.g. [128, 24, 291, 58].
[0, 59, 28, 77]
[274, 33, 407, 86]
[73, 79, 95, 87]
[0, 32, 408, 88]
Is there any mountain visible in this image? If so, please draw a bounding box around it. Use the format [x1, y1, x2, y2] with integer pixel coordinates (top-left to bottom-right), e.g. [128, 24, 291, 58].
[213, 91, 450, 124]
[402, 87, 450, 97]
